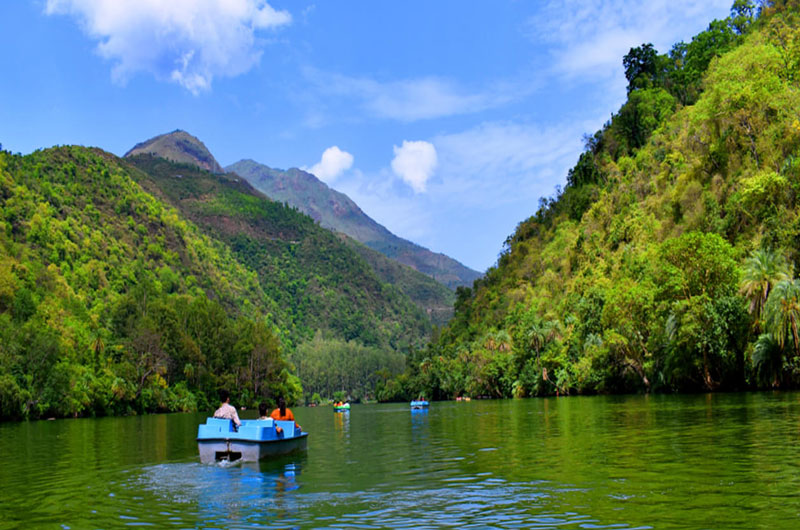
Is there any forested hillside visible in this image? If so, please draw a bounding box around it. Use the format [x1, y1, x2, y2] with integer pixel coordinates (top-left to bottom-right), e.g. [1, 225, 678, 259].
[228, 159, 482, 289]
[382, 1, 800, 401]
[0, 146, 434, 420]
[126, 154, 432, 351]
[0, 146, 299, 419]
[127, 132, 456, 324]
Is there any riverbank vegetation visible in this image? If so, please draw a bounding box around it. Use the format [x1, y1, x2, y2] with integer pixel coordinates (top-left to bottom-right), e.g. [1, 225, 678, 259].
[380, 1, 800, 401]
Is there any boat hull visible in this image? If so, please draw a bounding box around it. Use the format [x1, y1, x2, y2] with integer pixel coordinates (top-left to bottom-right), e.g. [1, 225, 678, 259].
[196, 417, 308, 463]
[198, 433, 308, 463]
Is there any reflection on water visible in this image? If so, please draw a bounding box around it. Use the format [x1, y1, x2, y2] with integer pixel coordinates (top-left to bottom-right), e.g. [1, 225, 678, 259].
[136, 458, 303, 527]
[333, 408, 349, 441]
[1, 393, 800, 528]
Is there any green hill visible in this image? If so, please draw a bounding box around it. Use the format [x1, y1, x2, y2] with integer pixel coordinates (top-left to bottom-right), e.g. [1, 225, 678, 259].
[125, 154, 433, 350]
[0, 146, 298, 419]
[227, 159, 482, 289]
[382, 2, 800, 401]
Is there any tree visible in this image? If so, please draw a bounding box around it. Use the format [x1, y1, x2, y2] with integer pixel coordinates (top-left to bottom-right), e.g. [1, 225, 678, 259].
[730, 0, 756, 35]
[624, 43, 659, 93]
[763, 279, 800, 357]
[739, 249, 791, 326]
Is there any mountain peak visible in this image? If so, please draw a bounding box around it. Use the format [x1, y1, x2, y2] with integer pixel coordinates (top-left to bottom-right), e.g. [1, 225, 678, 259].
[125, 130, 224, 174]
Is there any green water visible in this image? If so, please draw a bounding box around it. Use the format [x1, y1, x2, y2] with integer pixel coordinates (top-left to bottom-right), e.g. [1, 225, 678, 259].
[1, 393, 799, 529]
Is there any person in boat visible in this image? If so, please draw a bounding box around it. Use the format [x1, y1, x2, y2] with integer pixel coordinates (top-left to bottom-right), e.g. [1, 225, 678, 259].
[258, 402, 269, 420]
[270, 397, 300, 434]
[213, 389, 241, 428]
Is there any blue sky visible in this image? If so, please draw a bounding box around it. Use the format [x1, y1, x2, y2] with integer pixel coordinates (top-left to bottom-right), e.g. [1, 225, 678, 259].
[0, 1, 733, 272]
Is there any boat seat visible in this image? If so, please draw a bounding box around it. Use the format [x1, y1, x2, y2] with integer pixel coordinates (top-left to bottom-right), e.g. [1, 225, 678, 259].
[205, 417, 237, 433]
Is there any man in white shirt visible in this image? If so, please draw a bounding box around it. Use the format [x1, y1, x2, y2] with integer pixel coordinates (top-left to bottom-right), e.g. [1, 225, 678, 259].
[213, 389, 241, 428]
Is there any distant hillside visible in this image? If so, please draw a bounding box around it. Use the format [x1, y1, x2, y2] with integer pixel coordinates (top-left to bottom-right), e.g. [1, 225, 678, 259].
[125, 154, 433, 351]
[125, 130, 224, 174]
[338, 235, 455, 326]
[122, 134, 456, 326]
[226, 159, 482, 289]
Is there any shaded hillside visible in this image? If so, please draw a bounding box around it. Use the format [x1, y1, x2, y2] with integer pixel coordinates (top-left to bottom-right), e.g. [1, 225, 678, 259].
[227, 159, 482, 289]
[382, 2, 800, 401]
[125, 154, 433, 351]
[338, 234, 455, 326]
[125, 130, 224, 174]
[0, 146, 299, 420]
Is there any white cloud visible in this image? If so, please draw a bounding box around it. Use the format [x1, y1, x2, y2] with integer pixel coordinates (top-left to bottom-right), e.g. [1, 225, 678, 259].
[391, 141, 438, 193]
[304, 69, 528, 122]
[427, 120, 589, 209]
[306, 146, 354, 184]
[45, 0, 291, 94]
[530, 0, 731, 81]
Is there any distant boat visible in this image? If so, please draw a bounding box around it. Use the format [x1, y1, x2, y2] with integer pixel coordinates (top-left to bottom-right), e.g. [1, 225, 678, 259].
[197, 417, 308, 463]
[410, 399, 429, 409]
[333, 403, 350, 412]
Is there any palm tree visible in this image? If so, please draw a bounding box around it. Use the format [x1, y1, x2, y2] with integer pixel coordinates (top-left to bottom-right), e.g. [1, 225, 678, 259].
[752, 333, 782, 388]
[740, 249, 791, 326]
[525, 316, 560, 363]
[763, 279, 800, 357]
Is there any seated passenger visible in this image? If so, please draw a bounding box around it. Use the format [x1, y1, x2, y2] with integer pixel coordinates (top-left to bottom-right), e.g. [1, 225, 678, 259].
[258, 402, 270, 420]
[213, 389, 241, 428]
[270, 397, 300, 433]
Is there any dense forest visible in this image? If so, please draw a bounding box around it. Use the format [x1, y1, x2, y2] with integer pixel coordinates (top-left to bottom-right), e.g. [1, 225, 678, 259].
[380, 1, 800, 401]
[0, 146, 431, 420]
[0, 147, 302, 419]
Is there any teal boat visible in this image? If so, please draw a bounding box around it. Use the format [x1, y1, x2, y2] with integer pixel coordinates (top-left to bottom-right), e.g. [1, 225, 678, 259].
[197, 417, 308, 463]
[410, 400, 429, 409]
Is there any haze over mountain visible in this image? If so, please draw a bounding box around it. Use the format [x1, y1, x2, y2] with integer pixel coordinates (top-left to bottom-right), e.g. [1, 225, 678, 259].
[227, 159, 482, 289]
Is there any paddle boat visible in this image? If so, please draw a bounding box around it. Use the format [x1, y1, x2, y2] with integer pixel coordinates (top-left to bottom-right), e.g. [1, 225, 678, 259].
[333, 403, 350, 412]
[410, 399, 429, 409]
[197, 417, 308, 463]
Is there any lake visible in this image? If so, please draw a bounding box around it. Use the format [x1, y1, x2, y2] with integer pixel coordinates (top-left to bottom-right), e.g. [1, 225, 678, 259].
[1, 392, 799, 529]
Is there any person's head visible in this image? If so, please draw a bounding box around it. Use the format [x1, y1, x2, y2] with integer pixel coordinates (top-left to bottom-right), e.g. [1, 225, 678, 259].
[278, 397, 286, 415]
[258, 402, 268, 417]
[219, 389, 230, 404]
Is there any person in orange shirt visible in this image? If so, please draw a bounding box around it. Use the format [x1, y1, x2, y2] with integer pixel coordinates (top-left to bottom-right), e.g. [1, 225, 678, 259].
[270, 397, 300, 434]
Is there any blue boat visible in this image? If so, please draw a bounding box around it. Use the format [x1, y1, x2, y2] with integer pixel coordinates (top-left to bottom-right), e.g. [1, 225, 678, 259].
[197, 417, 308, 463]
[410, 400, 429, 409]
